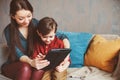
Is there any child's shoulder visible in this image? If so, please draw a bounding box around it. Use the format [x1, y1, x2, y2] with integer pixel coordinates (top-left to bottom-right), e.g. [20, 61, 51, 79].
[55, 36, 63, 43]
[49, 36, 64, 48]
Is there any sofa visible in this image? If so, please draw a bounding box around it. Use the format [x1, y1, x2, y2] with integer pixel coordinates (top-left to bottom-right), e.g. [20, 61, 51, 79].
[0, 32, 120, 80]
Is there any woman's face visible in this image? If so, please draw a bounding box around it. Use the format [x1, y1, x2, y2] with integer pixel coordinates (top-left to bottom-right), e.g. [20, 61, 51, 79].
[37, 29, 55, 45]
[12, 9, 32, 27]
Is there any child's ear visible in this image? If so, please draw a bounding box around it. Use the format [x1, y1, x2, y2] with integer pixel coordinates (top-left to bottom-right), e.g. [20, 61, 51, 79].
[37, 30, 42, 36]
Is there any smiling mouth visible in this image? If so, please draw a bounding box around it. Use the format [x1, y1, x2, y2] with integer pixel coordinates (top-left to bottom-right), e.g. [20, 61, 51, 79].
[45, 41, 51, 44]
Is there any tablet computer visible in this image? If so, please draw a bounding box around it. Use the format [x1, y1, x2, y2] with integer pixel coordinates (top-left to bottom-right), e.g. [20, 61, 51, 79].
[42, 48, 71, 70]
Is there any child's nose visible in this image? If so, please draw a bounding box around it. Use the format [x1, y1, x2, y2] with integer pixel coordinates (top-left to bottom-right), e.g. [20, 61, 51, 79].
[46, 38, 51, 41]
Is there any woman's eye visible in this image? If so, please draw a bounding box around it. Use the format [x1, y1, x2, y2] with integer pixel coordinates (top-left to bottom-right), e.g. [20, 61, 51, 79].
[27, 15, 32, 18]
[19, 18, 24, 20]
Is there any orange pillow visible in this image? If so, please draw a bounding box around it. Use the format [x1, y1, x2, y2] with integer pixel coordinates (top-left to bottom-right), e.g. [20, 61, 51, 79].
[84, 35, 120, 72]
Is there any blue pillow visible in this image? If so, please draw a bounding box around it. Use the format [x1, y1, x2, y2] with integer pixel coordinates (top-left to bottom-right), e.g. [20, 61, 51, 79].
[57, 31, 94, 67]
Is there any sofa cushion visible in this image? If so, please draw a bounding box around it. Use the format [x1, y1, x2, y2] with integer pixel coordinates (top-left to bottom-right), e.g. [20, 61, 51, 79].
[84, 35, 120, 72]
[67, 66, 114, 80]
[57, 31, 93, 67]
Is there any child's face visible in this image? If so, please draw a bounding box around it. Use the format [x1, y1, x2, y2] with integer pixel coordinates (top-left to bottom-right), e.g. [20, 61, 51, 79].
[37, 29, 55, 45]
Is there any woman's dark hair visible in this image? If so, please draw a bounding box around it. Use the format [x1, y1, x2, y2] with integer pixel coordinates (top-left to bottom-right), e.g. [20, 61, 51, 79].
[37, 17, 58, 36]
[8, 0, 34, 61]
[10, 0, 33, 16]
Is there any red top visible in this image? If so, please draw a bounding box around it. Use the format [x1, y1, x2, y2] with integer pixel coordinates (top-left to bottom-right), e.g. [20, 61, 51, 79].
[32, 36, 64, 58]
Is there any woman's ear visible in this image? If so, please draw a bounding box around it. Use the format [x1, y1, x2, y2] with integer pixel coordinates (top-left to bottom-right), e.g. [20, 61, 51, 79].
[11, 14, 15, 19]
[12, 16, 15, 19]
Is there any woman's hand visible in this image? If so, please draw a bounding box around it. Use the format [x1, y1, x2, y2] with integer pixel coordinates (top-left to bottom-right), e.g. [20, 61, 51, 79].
[31, 53, 50, 70]
[31, 58, 50, 70]
[56, 60, 70, 72]
[56, 54, 70, 72]
[20, 55, 50, 70]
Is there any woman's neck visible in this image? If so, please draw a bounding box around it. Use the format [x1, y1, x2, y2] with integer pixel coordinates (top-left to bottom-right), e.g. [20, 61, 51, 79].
[18, 27, 28, 39]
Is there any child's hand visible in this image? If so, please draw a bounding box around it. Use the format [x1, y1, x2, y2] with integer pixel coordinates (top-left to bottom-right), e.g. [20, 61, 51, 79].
[36, 53, 45, 60]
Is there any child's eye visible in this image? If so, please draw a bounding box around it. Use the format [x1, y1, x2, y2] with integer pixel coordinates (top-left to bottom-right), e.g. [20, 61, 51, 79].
[49, 36, 54, 38]
[43, 36, 47, 38]
[43, 36, 54, 38]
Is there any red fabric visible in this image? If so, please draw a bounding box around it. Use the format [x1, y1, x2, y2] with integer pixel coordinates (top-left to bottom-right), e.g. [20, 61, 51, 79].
[32, 36, 64, 58]
[1, 61, 44, 80]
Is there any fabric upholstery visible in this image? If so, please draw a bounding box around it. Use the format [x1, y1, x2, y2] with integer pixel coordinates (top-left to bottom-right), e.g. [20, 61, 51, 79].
[57, 31, 93, 67]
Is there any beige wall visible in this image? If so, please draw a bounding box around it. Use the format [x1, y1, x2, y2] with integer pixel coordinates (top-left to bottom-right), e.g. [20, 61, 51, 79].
[0, 0, 120, 42]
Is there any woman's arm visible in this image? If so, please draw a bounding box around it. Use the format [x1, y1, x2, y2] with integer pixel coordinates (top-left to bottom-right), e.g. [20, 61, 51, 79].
[63, 38, 70, 48]
[56, 31, 70, 48]
[4, 26, 25, 58]
[55, 31, 71, 72]
[20, 55, 50, 70]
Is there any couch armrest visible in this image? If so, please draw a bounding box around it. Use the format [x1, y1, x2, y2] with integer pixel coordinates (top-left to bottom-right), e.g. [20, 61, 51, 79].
[100, 34, 120, 40]
[0, 43, 9, 73]
[112, 50, 120, 78]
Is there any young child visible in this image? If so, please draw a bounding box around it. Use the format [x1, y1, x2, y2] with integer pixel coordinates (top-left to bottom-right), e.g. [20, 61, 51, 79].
[32, 17, 70, 80]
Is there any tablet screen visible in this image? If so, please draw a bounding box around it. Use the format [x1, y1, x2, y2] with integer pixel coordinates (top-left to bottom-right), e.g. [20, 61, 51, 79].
[42, 48, 71, 70]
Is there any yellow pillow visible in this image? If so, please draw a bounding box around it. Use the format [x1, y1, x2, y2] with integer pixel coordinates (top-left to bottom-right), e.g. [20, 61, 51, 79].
[84, 35, 120, 72]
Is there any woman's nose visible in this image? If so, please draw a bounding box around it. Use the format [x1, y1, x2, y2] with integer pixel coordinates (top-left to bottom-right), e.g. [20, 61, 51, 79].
[24, 18, 29, 24]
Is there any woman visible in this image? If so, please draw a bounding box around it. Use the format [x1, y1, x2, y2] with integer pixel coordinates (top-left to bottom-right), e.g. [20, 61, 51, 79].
[1, 0, 70, 80]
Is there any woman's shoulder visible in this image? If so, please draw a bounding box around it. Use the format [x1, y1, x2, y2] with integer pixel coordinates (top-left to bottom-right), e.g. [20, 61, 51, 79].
[4, 24, 11, 33]
[32, 18, 39, 27]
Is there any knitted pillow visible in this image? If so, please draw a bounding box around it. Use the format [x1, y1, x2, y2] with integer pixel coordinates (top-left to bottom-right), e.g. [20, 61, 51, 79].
[84, 35, 120, 72]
